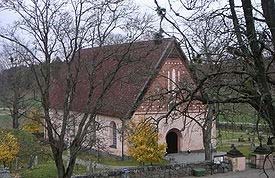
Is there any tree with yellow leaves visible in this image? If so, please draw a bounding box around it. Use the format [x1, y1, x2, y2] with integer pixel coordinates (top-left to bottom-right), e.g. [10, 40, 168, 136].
[127, 118, 166, 165]
[0, 130, 20, 166]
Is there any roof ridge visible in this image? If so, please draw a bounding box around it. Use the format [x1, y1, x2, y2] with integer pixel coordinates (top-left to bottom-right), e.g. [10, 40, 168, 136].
[81, 38, 175, 51]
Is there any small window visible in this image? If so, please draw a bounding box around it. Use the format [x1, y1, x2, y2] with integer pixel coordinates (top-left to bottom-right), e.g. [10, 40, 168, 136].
[109, 121, 117, 148]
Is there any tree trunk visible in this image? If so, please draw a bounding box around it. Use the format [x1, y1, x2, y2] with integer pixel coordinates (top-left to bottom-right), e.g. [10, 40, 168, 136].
[12, 110, 19, 129]
[241, 0, 275, 137]
[260, 0, 275, 136]
[261, 0, 275, 47]
[64, 148, 77, 178]
[203, 130, 212, 161]
[12, 88, 19, 129]
[52, 149, 66, 178]
[203, 104, 214, 161]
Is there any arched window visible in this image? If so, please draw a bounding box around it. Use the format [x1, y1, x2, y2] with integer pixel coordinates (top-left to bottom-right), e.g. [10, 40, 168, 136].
[109, 121, 117, 148]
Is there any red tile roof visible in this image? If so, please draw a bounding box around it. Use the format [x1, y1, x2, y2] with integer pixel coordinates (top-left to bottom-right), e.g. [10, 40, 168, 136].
[50, 38, 185, 118]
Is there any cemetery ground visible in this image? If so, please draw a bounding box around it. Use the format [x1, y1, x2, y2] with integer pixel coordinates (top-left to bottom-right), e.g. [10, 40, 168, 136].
[0, 107, 274, 178]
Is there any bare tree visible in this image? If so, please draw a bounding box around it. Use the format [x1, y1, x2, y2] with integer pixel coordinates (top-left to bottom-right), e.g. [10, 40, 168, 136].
[0, 44, 35, 129]
[0, 0, 152, 177]
[153, 0, 275, 152]
[185, 16, 232, 160]
[135, 0, 275, 169]
[147, 5, 231, 160]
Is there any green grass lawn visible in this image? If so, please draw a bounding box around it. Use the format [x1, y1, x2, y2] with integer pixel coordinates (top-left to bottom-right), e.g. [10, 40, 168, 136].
[0, 113, 31, 129]
[217, 130, 267, 144]
[19, 160, 87, 178]
[217, 130, 257, 141]
[0, 114, 12, 128]
[19, 161, 57, 178]
[0, 109, 40, 129]
[0, 114, 11, 120]
[216, 144, 251, 158]
[100, 158, 168, 167]
[77, 151, 140, 166]
[217, 104, 259, 124]
[77, 151, 168, 167]
[216, 130, 269, 158]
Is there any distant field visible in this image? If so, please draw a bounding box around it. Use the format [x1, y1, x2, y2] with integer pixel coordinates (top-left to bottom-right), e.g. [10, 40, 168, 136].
[0, 106, 42, 129]
[217, 104, 259, 124]
[217, 130, 260, 142]
[217, 114, 256, 123]
[0, 108, 26, 129]
[0, 108, 12, 128]
[216, 130, 268, 158]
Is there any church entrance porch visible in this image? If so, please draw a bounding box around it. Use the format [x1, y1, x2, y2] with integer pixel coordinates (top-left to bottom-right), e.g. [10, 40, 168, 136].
[166, 129, 181, 154]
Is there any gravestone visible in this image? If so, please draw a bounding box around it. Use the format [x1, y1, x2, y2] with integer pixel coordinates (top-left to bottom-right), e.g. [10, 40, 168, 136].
[250, 145, 273, 169]
[226, 144, 246, 172]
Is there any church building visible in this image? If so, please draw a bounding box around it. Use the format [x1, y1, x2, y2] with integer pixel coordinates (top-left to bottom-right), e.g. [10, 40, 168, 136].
[49, 38, 211, 156]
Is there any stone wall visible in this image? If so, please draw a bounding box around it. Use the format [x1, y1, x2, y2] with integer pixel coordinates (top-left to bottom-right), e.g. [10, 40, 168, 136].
[73, 162, 213, 178]
[0, 167, 11, 178]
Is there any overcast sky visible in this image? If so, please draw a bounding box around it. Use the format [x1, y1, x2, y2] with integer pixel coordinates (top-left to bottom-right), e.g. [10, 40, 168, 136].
[0, 1, 158, 26]
[0, 0, 246, 28]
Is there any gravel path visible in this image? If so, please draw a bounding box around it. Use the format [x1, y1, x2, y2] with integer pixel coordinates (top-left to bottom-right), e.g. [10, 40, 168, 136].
[185, 167, 275, 178]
